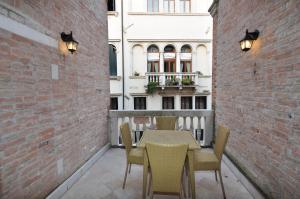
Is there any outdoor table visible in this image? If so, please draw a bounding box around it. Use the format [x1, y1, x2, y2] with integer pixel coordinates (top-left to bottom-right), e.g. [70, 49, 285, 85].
[137, 130, 201, 199]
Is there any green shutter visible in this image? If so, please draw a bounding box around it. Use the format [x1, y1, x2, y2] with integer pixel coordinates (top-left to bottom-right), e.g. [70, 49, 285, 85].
[109, 45, 117, 76]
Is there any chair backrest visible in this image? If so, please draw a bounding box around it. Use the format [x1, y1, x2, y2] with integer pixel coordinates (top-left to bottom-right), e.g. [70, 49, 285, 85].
[155, 116, 177, 130]
[120, 123, 132, 157]
[214, 125, 230, 160]
[146, 143, 188, 194]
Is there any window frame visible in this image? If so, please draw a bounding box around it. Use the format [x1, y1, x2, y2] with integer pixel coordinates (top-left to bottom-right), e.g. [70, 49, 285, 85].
[107, 0, 116, 11]
[163, 0, 175, 13]
[134, 97, 147, 110]
[181, 96, 193, 109]
[180, 61, 192, 73]
[147, 0, 159, 12]
[195, 96, 207, 109]
[179, 0, 191, 13]
[162, 97, 175, 109]
[109, 44, 117, 76]
[110, 97, 118, 110]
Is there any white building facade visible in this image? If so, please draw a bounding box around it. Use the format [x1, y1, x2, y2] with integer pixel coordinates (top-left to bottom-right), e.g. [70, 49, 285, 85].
[108, 0, 213, 111]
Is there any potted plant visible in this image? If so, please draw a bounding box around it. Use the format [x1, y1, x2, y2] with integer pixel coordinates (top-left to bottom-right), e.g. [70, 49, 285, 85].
[134, 71, 140, 76]
[181, 78, 194, 85]
[146, 81, 158, 94]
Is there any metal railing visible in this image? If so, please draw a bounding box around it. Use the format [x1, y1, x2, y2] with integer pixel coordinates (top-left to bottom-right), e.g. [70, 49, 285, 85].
[108, 110, 213, 147]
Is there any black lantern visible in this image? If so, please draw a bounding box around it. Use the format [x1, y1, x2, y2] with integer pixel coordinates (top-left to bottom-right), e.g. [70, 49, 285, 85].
[240, 29, 259, 51]
[61, 31, 78, 54]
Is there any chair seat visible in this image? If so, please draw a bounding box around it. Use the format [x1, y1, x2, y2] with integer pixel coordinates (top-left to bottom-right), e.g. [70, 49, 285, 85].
[194, 150, 220, 170]
[128, 148, 144, 164]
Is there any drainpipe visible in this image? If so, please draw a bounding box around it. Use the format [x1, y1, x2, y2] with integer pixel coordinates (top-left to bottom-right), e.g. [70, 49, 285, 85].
[121, 0, 125, 110]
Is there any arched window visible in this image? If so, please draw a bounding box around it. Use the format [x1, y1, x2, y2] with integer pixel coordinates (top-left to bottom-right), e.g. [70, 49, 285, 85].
[132, 45, 145, 75]
[164, 44, 176, 53]
[147, 45, 159, 82]
[196, 45, 208, 75]
[147, 45, 159, 53]
[109, 44, 117, 76]
[164, 45, 176, 80]
[181, 45, 192, 53]
[180, 45, 192, 74]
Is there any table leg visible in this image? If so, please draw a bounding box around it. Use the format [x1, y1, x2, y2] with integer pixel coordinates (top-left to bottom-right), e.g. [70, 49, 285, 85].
[188, 150, 196, 199]
[143, 150, 148, 199]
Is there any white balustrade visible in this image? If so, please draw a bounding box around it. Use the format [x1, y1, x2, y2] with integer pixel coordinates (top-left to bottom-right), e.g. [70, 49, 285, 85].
[109, 110, 214, 147]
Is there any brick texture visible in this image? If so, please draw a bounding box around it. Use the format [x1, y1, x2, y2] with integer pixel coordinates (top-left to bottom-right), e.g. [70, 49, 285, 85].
[0, 1, 110, 198]
[211, 0, 300, 198]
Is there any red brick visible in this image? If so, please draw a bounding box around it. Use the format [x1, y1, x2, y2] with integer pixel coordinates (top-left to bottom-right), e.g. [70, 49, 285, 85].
[211, 0, 300, 198]
[0, 0, 109, 198]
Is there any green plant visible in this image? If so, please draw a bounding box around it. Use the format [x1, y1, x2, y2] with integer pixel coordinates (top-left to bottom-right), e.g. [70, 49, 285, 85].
[181, 78, 194, 85]
[146, 81, 158, 94]
[165, 78, 180, 86]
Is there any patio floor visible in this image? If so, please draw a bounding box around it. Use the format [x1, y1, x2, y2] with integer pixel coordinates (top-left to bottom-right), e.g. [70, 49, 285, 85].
[61, 148, 254, 199]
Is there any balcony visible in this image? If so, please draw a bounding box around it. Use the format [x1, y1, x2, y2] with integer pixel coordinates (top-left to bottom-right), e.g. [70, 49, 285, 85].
[56, 110, 256, 199]
[145, 72, 206, 94]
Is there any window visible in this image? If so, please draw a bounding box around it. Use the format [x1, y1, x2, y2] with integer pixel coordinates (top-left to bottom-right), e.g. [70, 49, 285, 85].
[109, 44, 117, 76]
[147, 45, 160, 82]
[180, 61, 191, 72]
[107, 0, 115, 11]
[162, 97, 174, 109]
[180, 0, 190, 13]
[147, 45, 159, 53]
[134, 97, 146, 110]
[148, 0, 159, 12]
[164, 45, 176, 53]
[181, 96, 192, 109]
[164, 45, 176, 77]
[163, 0, 175, 13]
[181, 44, 192, 53]
[110, 97, 118, 110]
[195, 96, 207, 109]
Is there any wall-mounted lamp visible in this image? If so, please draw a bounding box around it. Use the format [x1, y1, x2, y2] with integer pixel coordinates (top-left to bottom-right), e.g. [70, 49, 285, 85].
[61, 31, 78, 54]
[240, 29, 259, 51]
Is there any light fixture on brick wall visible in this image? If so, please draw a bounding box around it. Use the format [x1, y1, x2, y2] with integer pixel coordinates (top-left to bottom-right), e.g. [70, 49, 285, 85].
[61, 31, 78, 54]
[240, 29, 259, 51]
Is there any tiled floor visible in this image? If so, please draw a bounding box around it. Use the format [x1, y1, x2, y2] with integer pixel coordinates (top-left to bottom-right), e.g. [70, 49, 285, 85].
[61, 148, 254, 199]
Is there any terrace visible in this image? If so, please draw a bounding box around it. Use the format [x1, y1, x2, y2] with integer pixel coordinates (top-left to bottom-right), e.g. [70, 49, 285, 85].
[0, 0, 299, 199]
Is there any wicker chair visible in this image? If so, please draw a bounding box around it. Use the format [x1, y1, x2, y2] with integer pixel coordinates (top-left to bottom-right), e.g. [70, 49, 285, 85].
[146, 143, 188, 199]
[120, 123, 144, 189]
[155, 116, 177, 130]
[189, 125, 230, 199]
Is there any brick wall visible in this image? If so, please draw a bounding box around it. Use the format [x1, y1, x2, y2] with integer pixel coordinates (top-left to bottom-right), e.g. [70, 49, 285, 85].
[211, 0, 300, 198]
[0, 1, 110, 198]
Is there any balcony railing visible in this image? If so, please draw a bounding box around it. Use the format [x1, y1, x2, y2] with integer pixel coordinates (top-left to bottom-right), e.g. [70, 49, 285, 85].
[145, 72, 198, 88]
[108, 110, 213, 147]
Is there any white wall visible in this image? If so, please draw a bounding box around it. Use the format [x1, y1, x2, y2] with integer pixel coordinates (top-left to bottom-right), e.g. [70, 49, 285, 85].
[108, 0, 213, 110]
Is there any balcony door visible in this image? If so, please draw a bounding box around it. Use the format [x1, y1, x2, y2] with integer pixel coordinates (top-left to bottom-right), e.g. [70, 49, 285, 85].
[181, 61, 191, 79]
[148, 61, 159, 82]
[164, 60, 176, 80]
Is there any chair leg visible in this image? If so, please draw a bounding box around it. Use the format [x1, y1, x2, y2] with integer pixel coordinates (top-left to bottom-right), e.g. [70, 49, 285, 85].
[218, 169, 226, 199]
[181, 171, 186, 198]
[215, 170, 218, 182]
[122, 163, 129, 189]
[150, 191, 154, 199]
[129, 163, 132, 173]
[147, 173, 152, 196]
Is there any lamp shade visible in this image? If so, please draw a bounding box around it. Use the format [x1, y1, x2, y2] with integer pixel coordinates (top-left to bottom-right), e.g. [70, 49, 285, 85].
[61, 31, 79, 54]
[240, 29, 259, 51]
